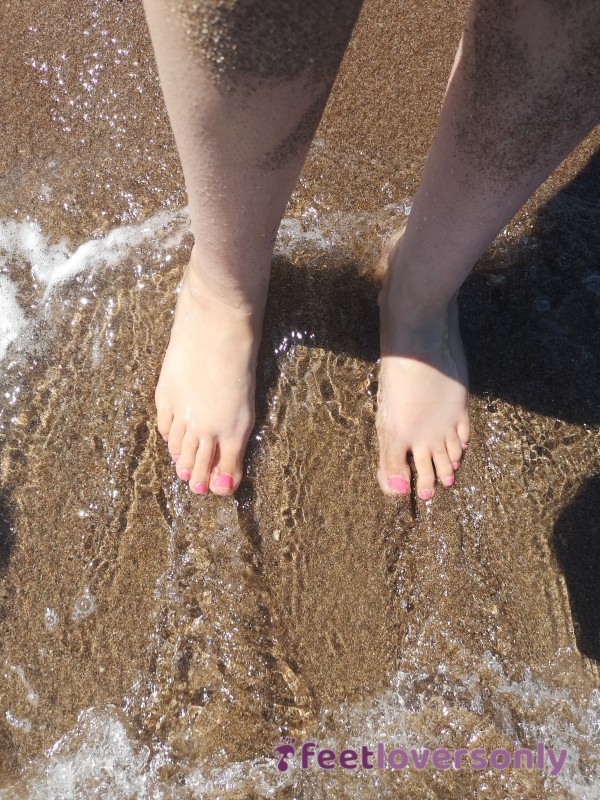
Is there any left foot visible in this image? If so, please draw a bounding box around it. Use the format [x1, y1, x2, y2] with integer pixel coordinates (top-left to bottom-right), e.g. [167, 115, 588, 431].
[376, 232, 470, 500]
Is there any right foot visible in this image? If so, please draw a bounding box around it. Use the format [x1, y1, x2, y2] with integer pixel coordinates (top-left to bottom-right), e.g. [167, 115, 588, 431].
[375, 231, 470, 500]
[155, 247, 264, 495]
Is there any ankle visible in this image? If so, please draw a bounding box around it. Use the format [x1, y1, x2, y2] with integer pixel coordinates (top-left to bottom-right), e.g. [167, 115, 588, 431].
[384, 271, 455, 329]
[384, 241, 459, 328]
[187, 246, 270, 316]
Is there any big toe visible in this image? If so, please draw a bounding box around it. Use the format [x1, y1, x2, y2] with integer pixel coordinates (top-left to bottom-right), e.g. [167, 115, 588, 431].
[378, 439, 411, 496]
[209, 437, 247, 495]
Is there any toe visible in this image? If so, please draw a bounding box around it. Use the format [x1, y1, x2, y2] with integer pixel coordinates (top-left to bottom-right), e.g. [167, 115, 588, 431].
[433, 450, 455, 488]
[413, 449, 436, 500]
[190, 437, 216, 494]
[176, 429, 199, 482]
[446, 431, 464, 470]
[209, 438, 245, 495]
[457, 414, 470, 450]
[378, 444, 411, 496]
[167, 420, 186, 462]
[156, 401, 174, 442]
[384, 471, 411, 496]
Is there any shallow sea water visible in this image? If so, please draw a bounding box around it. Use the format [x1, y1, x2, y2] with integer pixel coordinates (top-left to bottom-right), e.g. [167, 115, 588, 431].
[1, 1, 600, 799]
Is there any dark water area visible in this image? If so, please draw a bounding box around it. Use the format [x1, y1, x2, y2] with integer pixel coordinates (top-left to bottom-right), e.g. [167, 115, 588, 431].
[0, 0, 599, 798]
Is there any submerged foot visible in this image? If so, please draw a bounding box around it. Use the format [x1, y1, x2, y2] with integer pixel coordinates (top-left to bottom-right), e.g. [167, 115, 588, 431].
[155, 247, 264, 496]
[376, 230, 470, 500]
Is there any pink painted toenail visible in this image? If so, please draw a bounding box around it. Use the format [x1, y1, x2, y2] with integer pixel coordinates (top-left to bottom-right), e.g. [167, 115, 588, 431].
[452, 461, 459, 470]
[418, 489, 432, 500]
[444, 475, 455, 487]
[193, 483, 207, 494]
[172, 454, 179, 463]
[163, 434, 169, 442]
[214, 473, 234, 490]
[179, 469, 191, 481]
[462, 442, 469, 450]
[387, 475, 410, 494]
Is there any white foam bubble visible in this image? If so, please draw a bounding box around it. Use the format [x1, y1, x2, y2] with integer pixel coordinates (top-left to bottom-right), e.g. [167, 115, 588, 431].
[0, 207, 190, 363]
[0, 275, 28, 361]
[4, 711, 31, 735]
[274, 201, 410, 262]
[1, 707, 154, 800]
[70, 588, 95, 622]
[9, 666, 39, 708]
[44, 608, 59, 633]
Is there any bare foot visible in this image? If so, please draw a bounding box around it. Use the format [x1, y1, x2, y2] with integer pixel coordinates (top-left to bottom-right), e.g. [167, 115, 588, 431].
[375, 231, 470, 500]
[155, 247, 264, 495]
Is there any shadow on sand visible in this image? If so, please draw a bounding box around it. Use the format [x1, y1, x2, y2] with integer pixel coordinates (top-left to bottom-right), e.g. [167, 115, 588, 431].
[553, 474, 600, 662]
[462, 146, 600, 427]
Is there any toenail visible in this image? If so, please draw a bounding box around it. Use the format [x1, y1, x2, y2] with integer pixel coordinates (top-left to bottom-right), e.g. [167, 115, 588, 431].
[462, 442, 469, 450]
[444, 475, 455, 487]
[163, 434, 169, 442]
[418, 489, 432, 500]
[387, 475, 410, 494]
[172, 454, 179, 463]
[214, 473, 234, 490]
[193, 482, 207, 494]
[179, 469, 191, 481]
[452, 461, 459, 470]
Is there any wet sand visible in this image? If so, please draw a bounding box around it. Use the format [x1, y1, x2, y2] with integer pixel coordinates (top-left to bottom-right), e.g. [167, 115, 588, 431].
[1, 0, 599, 797]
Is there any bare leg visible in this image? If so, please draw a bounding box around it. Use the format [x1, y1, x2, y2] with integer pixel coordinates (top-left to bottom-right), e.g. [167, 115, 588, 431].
[378, 0, 600, 499]
[143, 0, 362, 494]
